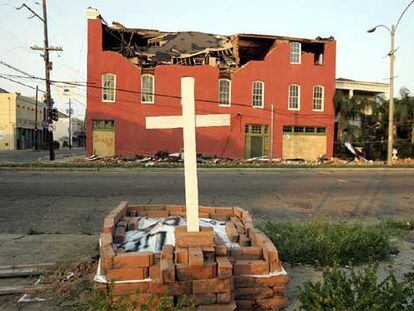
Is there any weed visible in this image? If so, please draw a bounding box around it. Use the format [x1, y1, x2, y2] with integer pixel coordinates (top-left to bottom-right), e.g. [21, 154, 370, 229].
[298, 264, 414, 310]
[259, 220, 396, 266]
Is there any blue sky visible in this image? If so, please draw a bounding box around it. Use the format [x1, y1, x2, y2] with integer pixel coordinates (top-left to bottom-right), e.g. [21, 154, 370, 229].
[0, 0, 413, 118]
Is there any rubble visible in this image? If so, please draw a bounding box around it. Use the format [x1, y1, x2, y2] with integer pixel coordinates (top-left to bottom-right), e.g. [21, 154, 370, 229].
[73, 152, 414, 167]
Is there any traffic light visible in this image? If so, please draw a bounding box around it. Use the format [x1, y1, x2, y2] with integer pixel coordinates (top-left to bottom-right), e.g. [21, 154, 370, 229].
[50, 108, 59, 121]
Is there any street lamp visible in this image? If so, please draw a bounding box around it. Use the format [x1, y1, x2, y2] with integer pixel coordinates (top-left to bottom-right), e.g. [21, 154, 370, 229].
[367, 0, 414, 165]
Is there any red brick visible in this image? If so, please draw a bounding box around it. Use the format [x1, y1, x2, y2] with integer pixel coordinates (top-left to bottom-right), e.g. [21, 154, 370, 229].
[209, 213, 230, 221]
[215, 243, 228, 256]
[103, 216, 115, 234]
[111, 282, 149, 295]
[216, 256, 232, 279]
[175, 247, 189, 263]
[233, 274, 288, 288]
[161, 244, 174, 260]
[128, 217, 139, 231]
[100, 244, 115, 271]
[107, 268, 148, 281]
[233, 260, 269, 275]
[199, 212, 210, 218]
[256, 295, 288, 309]
[149, 263, 160, 280]
[146, 210, 170, 218]
[100, 232, 113, 247]
[230, 217, 245, 234]
[262, 242, 281, 272]
[225, 222, 239, 243]
[216, 291, 232, 304]
[160, 258, 175, 283]
[148, 280, 192, 295]
[196, 302, 236, 310]
[232, 207, 244, 219]
[238, 234, 250, 247]
[235, 299, 252, 310]
[192, 293, 217, 305]
[114, 251, 154, 269]
[189, 247, 204, 266]
[129, 204, 165, 211]
[214, 207, 234, 216]
[193, 278, 232, 294]
[176, 262, 217, 281]
[231, 246, 262, 260]
[234, 286, 273, 300]
[199, 206, 216, 214]
[176, 230, 215, 248]
[113, 225, 125, 244]
[169, 211, 187, 217]
[165, 204, 184, 212]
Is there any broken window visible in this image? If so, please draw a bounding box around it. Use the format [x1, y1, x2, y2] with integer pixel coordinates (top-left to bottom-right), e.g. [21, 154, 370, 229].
[290, 42, 301, 64]
[252, 81, 264, 108]
[288, 84, 300, 110]
[302, 42, 325, 65]
[219, 79, 231, 106]
[141, 74, 154, 103]
[313, 85, 324, 111]
[102, 73, 116, 102]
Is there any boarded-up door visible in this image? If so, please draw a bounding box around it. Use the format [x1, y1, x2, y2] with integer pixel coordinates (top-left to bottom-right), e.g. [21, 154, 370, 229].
[92, 120, 115, 157]
[245, 125, 268, 158]
[282, 126, 327, 160]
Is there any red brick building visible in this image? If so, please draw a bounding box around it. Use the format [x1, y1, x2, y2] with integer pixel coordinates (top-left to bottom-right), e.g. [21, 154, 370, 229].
[86, 8, 336, 160]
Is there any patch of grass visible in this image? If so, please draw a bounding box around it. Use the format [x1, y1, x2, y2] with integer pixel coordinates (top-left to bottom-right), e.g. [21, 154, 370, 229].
[380, 218, 414, 236]
[259, 220, 397, 266]
[298, 264, 414, 310]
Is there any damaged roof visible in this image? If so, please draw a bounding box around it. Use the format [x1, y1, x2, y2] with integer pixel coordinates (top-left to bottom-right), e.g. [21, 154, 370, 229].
[102, 21, 334, 71]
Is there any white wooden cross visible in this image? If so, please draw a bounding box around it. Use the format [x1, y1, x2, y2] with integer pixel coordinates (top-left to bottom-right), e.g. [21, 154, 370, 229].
[146, 77, 230, 232]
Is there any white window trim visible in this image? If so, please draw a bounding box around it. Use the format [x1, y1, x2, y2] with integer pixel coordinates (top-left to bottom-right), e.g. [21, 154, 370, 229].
[252, 80, 264, 109]
[218, 79, 231, 107]
[288, 84, 301, 111]
[141, 74, 155, 104]
[289, 42, 301, 64]
[101, 73, 116, 103]
[313, 85, 324, 112]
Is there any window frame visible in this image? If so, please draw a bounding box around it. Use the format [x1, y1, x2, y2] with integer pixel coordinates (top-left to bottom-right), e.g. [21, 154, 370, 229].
[313, 85, 324, 111]
[218, 79, 231, 107]
[289, 42, 301, 64]
[252, 80, 264, 108]
[288, 84, 301, 111]
[101, 73, 116, 103]
[141, 74, 155, 104]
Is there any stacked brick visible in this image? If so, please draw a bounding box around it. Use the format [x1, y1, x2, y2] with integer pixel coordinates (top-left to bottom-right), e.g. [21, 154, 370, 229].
[98, 201, 288, 310]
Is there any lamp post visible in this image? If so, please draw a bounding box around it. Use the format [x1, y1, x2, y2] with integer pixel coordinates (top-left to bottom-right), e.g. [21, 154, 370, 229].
[367, 0, 414, 165]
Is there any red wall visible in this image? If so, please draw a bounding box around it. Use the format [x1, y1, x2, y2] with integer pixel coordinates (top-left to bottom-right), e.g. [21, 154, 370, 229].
[86, 18, 336, 159]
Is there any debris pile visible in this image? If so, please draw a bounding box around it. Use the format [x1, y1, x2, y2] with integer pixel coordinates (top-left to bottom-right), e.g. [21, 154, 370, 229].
[75, 151, 414, 167]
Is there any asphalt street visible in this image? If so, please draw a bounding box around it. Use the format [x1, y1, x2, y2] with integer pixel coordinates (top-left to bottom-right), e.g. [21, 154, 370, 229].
[1, 169, 413, 234]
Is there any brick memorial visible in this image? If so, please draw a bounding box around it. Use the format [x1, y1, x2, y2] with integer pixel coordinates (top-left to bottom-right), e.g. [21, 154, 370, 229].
[97, 202, 288, 310]
[95, 77, 288, 309]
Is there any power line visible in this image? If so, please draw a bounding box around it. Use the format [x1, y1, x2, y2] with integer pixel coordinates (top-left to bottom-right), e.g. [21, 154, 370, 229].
[0, 75, 45, 93]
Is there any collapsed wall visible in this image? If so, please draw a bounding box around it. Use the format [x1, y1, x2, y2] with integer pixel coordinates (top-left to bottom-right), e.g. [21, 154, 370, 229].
[97, 202, 288, 310]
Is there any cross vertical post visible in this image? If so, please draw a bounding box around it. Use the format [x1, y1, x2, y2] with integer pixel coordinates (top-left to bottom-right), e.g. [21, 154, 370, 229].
[181, 77, 199, 232]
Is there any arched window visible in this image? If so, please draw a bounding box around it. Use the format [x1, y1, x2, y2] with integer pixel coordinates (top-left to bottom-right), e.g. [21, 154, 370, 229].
[218, 79, 231, 106]
[141, 74, 155, 103]
[252, 81, 264, 108]
[313, 85, 324, 111]
[102, 73, 116, 102]
[288, 84, 300, 110]
[290, 42, 301, 64]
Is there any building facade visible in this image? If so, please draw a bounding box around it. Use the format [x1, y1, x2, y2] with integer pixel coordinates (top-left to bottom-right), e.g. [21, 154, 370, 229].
[0, 89, 46, 150]
[86, 8, 336, 160]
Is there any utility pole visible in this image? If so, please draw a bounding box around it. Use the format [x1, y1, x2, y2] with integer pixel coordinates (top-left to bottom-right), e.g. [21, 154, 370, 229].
[68, 98, 72, 150]
[19, 0, 63, 160]
[367, 0, 414, 165]
[388, 25, 395, 166]
[34, 85, 38, 151]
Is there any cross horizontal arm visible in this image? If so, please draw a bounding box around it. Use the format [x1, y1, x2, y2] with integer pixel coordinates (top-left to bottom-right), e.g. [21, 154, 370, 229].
[146, 114, 230, 129]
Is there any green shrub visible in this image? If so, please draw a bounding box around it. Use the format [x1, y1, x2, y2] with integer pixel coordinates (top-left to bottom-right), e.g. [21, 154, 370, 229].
[298, 265, 414, 311]
[259, 220, 396, 266]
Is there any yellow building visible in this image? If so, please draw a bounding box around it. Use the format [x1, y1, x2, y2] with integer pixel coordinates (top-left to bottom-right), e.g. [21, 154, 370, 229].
[0, 88, 46, 150]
